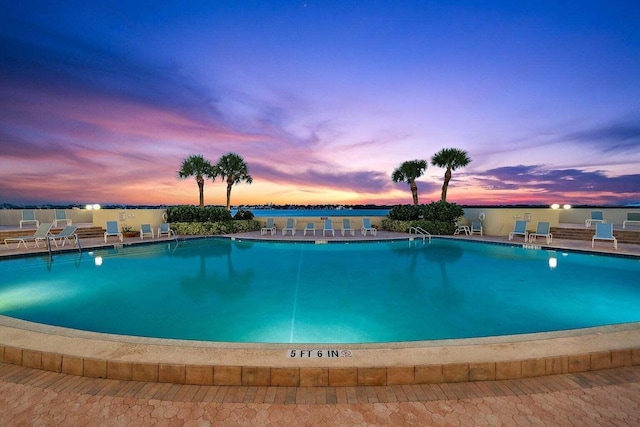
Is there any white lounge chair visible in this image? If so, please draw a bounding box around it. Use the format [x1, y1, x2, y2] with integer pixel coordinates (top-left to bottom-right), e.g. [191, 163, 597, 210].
[470, 220, 483, 236]
[323, 219, 335, 237]
[454, 221, 470, 236]
[49, 225, 78, 247]
[261, 218, 276, 235]
[342, 218, 355, 236]
[158, 223, 175, 238]
[509, 220, 528, 241]
[140, 224, 154, 240]
[592, 223, 617, 249]
[585, 210, 606, 227]
[304, 222, 316, 236]
[52, 209, 72, 228]
[623, 212, 640, 229]
[104, 221, 123, 242]
[282, 218, 296, 236]
[528, 221, 552, 244]
[361, 218, 377, 236]
[19, 210, 39, 229]
[5, 222, 53, 248]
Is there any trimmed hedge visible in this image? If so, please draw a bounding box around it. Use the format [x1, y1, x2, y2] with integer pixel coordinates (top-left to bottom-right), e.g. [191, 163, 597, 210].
[166, 205, 232, 223]
[384, 201, 463, 235]
[171, 220, 261, 235]
[382, 219, 455, 235]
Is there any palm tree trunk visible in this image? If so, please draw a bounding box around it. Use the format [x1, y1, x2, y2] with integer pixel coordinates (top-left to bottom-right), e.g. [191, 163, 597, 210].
[226, 182, 233, 211]
[197, 179, 205, 208]
[410, 180, 419, 206]
[441, 169, 452, 202]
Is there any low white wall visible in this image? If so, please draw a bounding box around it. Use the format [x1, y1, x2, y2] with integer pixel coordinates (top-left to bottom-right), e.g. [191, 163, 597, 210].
[92, 209, 167, 231]
[0, 209, 93, 226]
[558, 208, 640, 226]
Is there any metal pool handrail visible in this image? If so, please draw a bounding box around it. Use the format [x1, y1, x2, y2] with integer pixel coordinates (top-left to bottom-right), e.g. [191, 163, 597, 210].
[409, 226, 432, 243]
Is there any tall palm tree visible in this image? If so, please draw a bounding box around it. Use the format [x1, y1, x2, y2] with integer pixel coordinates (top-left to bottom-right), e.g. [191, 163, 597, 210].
[431, 148, 471, 202]
[213, 152, 253, 211]
[391, 159, 427, 206]
[177, 154, 214, 208]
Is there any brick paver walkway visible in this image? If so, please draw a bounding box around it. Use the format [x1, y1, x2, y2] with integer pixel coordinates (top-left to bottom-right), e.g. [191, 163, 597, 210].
[1, 362, 639, 426]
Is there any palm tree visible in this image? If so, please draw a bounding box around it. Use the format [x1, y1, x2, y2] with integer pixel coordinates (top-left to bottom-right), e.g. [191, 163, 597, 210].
[213, 152, 253, 211]
[391, 159, 427, 206]
[431, 148, 471, 202]
[177, 154, 214, 208]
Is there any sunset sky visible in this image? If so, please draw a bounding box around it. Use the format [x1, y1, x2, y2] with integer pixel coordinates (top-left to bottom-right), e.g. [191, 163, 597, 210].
[1, 1, 639, 207]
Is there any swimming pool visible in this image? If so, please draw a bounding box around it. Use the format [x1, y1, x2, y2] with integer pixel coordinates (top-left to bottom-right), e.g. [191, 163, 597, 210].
[1, 238, 639, 344]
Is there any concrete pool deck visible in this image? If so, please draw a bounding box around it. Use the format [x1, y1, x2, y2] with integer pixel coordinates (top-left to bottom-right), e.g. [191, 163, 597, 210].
[1, 228, 640, 424]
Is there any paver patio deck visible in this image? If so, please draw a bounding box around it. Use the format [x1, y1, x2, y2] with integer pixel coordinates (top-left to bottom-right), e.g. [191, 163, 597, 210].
[1, 225, 639, 425]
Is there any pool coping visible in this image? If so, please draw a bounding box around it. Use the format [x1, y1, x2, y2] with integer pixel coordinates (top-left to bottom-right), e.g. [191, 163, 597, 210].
[1, 233, 639, 386]
[1, 316, 639, 386]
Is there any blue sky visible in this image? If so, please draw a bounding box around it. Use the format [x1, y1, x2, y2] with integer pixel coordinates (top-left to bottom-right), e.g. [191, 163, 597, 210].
[1, 1, 639, 206]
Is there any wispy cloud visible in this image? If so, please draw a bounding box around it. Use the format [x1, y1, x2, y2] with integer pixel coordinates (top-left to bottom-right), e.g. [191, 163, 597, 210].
[476, 165, 640, 198]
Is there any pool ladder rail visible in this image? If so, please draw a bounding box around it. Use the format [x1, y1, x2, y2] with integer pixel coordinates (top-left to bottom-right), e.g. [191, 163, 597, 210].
[409, 226, 432, 243]
[45, 233, 82, 258]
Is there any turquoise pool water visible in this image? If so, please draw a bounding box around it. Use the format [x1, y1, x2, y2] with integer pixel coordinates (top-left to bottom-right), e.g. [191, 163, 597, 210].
[1, 238, 639, 343]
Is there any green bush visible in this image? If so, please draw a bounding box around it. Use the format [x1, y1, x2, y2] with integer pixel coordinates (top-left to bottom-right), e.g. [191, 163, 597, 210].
[166, 205, 232, 223]
[388, 204, 422, 220]
[384, 201, 463, 235]
[381, 219, 455, 235]
[233, 208, 254, 220]
[171, 220, 261, 235]
[421, 201, 464, 223]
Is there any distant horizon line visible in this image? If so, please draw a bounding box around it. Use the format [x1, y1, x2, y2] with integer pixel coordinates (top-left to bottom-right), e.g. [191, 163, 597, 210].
[2, 202, 639, 209]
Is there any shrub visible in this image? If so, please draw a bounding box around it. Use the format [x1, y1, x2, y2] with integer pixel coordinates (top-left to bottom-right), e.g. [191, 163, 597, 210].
[421, 201, 464, 223]
[171, 220, 261, 235]
[166, 205, 232, 223]
[233, 208, 254, 220]
[384, 201, 463, 235]
[381, 219, 455, 235]
[388, 204, 422, 221]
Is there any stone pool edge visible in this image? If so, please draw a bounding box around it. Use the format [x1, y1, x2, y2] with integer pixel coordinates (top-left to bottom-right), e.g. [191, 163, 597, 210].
[1, 316, 639, 387]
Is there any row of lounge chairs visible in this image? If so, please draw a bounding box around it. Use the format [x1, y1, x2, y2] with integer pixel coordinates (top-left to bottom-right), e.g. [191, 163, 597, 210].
[261, 218, 377, 237]
[4, 223, 78, 249]
[104, 221, 175, 242]
[19, 209, 73, 229]
[585, 210, 640, 229]
[507, 219, 617, 249]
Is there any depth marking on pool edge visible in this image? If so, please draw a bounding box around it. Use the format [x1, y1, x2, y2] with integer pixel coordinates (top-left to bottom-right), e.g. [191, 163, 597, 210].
[287, 349, 353, 358]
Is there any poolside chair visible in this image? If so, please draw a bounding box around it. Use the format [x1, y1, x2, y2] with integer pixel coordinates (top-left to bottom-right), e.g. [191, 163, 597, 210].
[304, 222, 316, 236]
[4, 222, 53, 249]
[623, 212, 640, 229]
[140, 224, 154, 240]
[470, 220, 483, 236]
[342, 218, 355, 236]
[49, 225, 78, 248]
[592, 223, 617, 249]
[261, 218, 276, 235]
[323, 219, 335, 237]
[528, 221, 552, 244]
[282, 218, 296, 236]
[19, 209, 39, 228]
[508, 220, 528, 241]
[585, 210, 606, 227]
[454, 220, 470, 236]
[361, 218, 377, 236]
[52, 209, 72, 228]
[158, 223, 175, 238]
[104, 221, 123, 242]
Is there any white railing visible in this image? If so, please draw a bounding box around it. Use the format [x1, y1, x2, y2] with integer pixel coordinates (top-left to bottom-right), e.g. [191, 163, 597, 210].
[409, 226, 432, 243]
